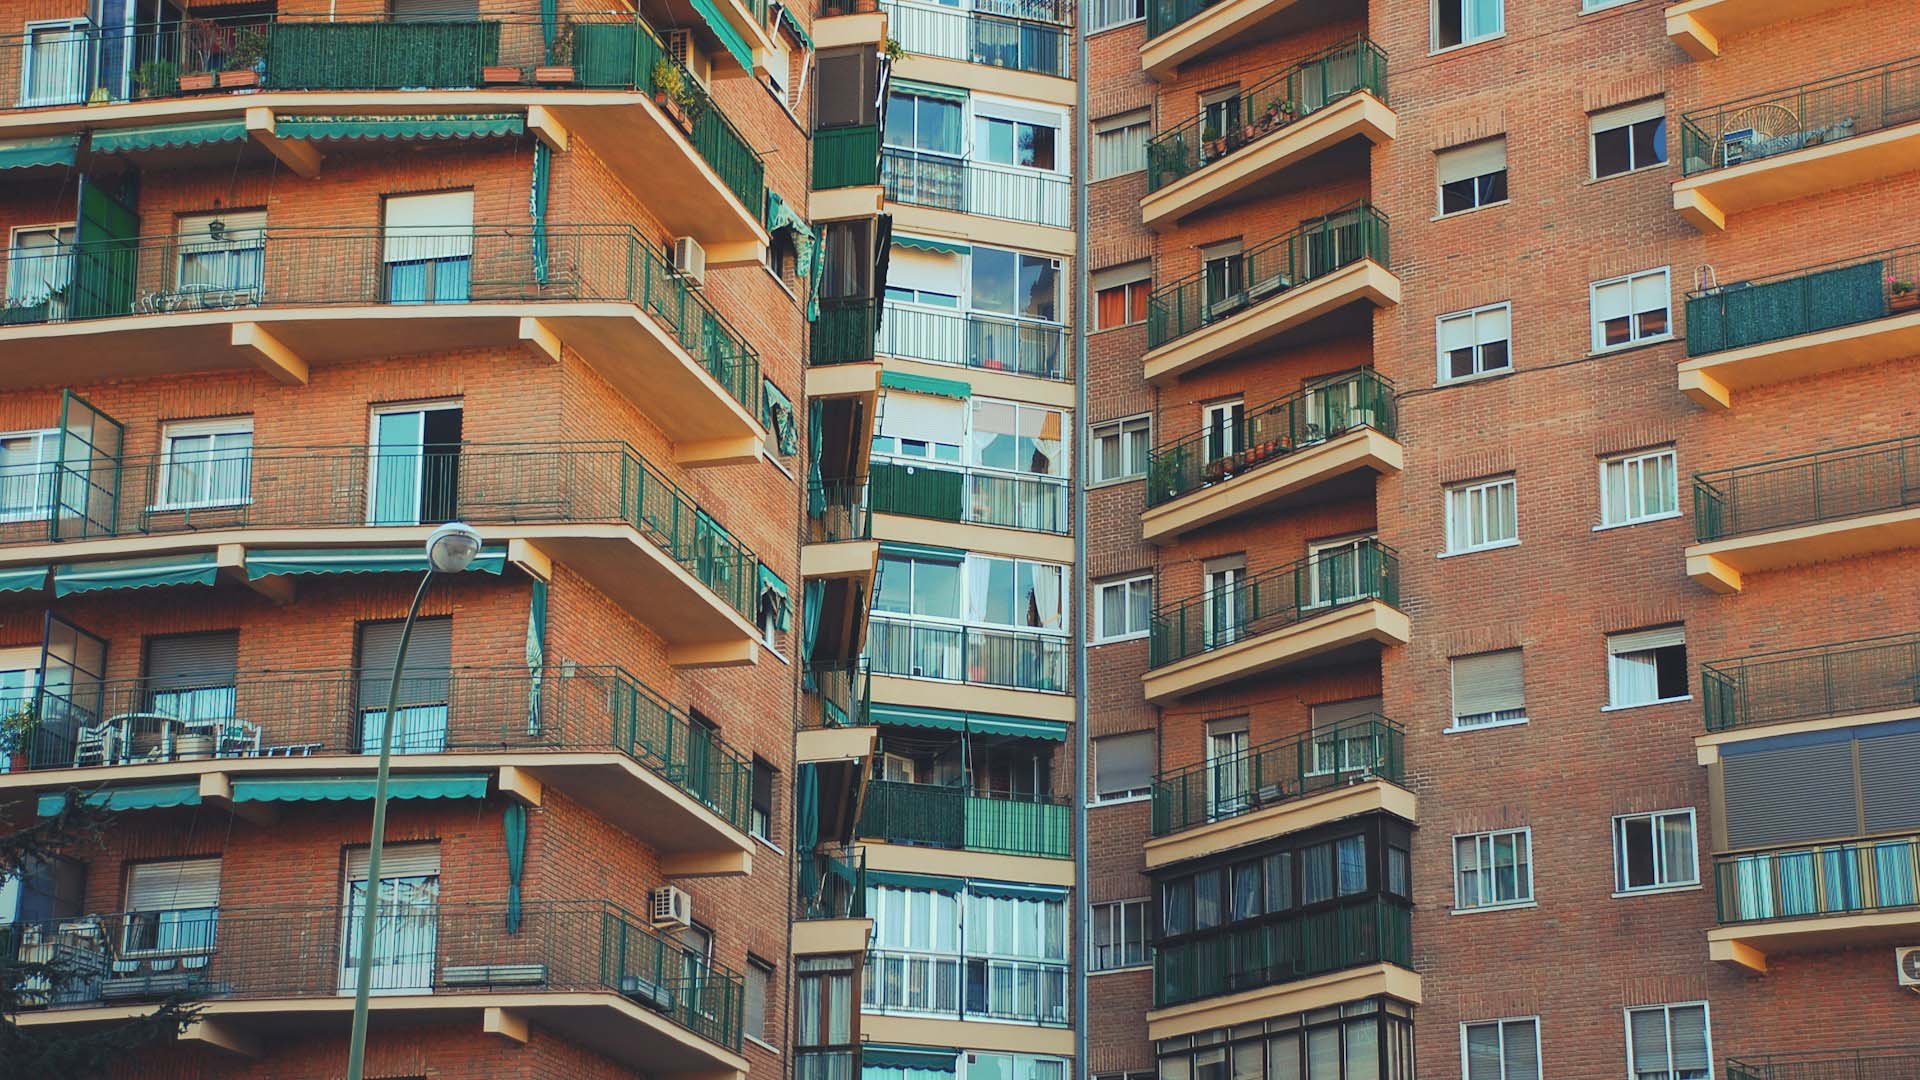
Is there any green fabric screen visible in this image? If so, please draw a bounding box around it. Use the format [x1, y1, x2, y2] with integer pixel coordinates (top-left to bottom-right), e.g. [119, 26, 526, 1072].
[888, 78, 966, 103]
[38, 783, 201, 816]
[531, 140, 552, 285]
[504, 802, 528, 932]
[275, 114, 525, 141]
[864, 1048, 959, 1073]
[0, 134, 79, 170]
[1685, 259, 1887, 356]
[54, 553, 218, 596]
[869, 702, 968, 732]
[881, 370, 970, 399]
[245, 547, 508, 579]
[801, 578, 824, 687]
[779, 4, 814, 49]
[526, 577, 548, 730]
[878, 540, 966, 561]
[231, 774, 490, 803]
[965, 713, 1066, 741]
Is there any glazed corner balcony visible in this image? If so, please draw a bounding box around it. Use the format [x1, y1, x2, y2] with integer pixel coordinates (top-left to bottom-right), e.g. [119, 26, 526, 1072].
[1700, 632, 1920, 743]
[10, 900, 750, 1073]
[9, 665, 759, 875]
[879, 0, 1073, 80]
[793, 845, 874, 955]
[867, 613, 1072, 695]
[1142, 369, 1401, 543]
[1726, 1049, 1920, 1080]
[1673, 56, 1920, 232]
[1686, 433, 1920, 593]
[1141, 0, 1353, 80]
[862, 947, 1070, 1026]
[0, 226, 768, 466]
[1143, 206, 1397, 385]
[0, 13, 768, 251]
[0, 441, 766, 664]
[1146, 719, 1410, 870]
[858, 777, 1070, 858]
[1709, 833, 1920, 972]
[1142, 38, 1393, 230]
[867, 458, 1069, 534]
[1152, 896, 1411, 1010]
[1679, 243, 1920, 409]
[882, 148, 1073, 230]
[1144, 542, 1407, 704]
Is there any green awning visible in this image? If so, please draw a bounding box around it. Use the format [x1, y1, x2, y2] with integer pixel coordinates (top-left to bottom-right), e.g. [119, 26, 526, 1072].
[879, 541, 966, 561]
[864, 1047, 959, 1073]
[38, 783, 201, 817]
[688, 0, 756, 73]
[892, 234, 970, 257]
[864, 869, 965, 893]
[759, 561, 792, 631]
[92, 119, 247, 154]
[0, 134, 79, 170]
[968, 712, 1066, 741]
[246, 546, 508, 579]
[869, 702, 1063, 741]
[54, 553, 219, 596]
[890, 77, 966, 103]
[881, 370, 970, 399]
[276, 113, 526, 142]
[0, 564, 49, 593]
[870, 702, 967, 732]
[966, 879, 1068, 902]
[778, 4, 813, 49]
[231, 774, 490, 804]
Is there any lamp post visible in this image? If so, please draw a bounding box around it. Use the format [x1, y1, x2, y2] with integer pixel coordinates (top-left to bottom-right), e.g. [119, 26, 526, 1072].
[345, 521, 483, 1080]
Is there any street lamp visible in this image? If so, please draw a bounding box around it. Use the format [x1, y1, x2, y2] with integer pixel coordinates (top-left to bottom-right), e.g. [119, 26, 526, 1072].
[345, 521, 483, 1080]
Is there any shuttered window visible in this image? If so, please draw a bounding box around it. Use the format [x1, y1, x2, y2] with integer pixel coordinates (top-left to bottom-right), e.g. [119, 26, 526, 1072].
[144, 631, 239, 689]
[345, 842, 442, 881]
[390, 0, 481, 20]
[1462, 1017, 1539, 1080]
[383, 191, 475, 263]
[1093, 731, 1153, 801]
[1722, 739, 1859, 849]
[1607, 625, 1687, 707]
[357, 617, 453, 707]
[125, 858, 221, 911]
[1626, 1003, 1710, 1080]
[1591, 268, 1671, 351]
[1860, 728, 1920, 834]
[1437, 137, 1507, 215]
[1450, 650, 1525, 729]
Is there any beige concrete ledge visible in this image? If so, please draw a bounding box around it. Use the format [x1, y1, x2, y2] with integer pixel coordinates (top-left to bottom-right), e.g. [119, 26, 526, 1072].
[1141, 93, 1395, 231]
[813, 9, 889, 49]
[872, 513, 1074, 563]
[797, 725, 880, 766]
[807, 361, 884, 400]
[1145, 963, 1421, 1041]
[811, 185, 887, 222]
[1678, 308, 1920, 409]
[1664, 0, 1855, 59]
[894, 53, 1075, 106]
[791, 917, 874, 956]
[869, 673, 1074, 724]
[1137, 0, 1333, 80]
[862, 1014, 1074, 1056]
[1143, 261, 1399, 385]
[1143, 600, 1409, 704]
[884, 202, 1076, 260]
[1143, 781, 1416, 871]
[1141, 428, 1402, 544]
[862, 838, 1075, 886]
[1685, 504, 1920, 594]
[1674, 120, 1920, 233]
[878, 354, 1074, 409]
[1708, 908, 1920, 973]
[803, 540, 880, 585]
[1696, 703, 1920, 765]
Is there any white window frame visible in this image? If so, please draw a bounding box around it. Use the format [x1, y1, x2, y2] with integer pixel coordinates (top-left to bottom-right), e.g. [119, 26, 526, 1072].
[1436, 138, 1509, 217]
[1605, 626, 1689, 710]
[1089, 414, 1150, 485]
[1590, 99, 1668, 179]
[1092, 574, 1152, 644]
[1088, 898, 1149, 971]
[1598, 447, 1679, 529]
[1612, 808, 1699, 896]
[1435, 302, 1512, 384]
[1431, 0, 1503, 53]
[0, 427, 58, 523]
[154, 418, 255, 511]
[1085, 0, 1145, 32]
[18, 20, 90, 109]
[1459, 1016, 1542, 1080]
[1624, 1002, 1713, 1080]
[1452, 827, 1534, 913]
[1444, 475, 1518, 555]
[7, 222, 77, 310]
[1447, 649, 1527, 732]
[1589, 267, 1672, 354]
[1092, 109, 1150, 180]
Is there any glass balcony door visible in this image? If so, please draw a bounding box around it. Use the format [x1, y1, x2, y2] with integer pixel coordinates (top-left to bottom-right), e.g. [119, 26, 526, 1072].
[338, 844, 440, 995]
[1306, 536, 1371, 608]
[1205, 720, 1249, 819]
[367, 404, 463, 526]
[19, 19, 92, 107]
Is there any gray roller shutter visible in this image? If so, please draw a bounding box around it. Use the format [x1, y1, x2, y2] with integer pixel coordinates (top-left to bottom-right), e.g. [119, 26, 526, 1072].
[143, 631, 238, 689]
[1860, 728, 1920, 834]
[1722, 740, 1858, 848]
[357, 617, 452, 708]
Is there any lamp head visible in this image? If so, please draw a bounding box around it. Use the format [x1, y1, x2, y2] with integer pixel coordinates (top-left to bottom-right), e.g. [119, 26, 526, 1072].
[426, 521, 483, 574]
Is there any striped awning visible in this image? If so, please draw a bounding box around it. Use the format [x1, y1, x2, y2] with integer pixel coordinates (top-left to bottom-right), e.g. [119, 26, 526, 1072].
[880, 370, 970, 399]
[275, 113, 526, 142]
[889, 78, 966, 103]
[53, 553, 219, 596]
[869, 702, 1065, 741]
[92, 119, 248, 154]
[245, 546, 508, 579]
[688, 0, 756, 72]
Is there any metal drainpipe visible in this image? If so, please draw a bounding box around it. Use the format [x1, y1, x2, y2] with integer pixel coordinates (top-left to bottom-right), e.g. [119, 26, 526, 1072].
[1072, 10, 1091, 1080]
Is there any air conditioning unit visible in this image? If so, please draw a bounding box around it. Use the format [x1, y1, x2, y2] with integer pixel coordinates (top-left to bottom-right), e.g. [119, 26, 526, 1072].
[651, 885, 693, 929]
[666, 29, 712, 89]
[1898, 946, 1920, 987]
[672, 236, 707, 288]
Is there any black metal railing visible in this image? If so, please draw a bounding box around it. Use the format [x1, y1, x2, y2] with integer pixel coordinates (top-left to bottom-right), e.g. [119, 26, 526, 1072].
[1727, 1048, 1920, 1080]
[1149, 541, 1400, 669]
[1150, 718, 1405, 837]
[797, 845, 867, 920]
[1686, 243, 1920, 357]
[1700, 632, 1920, 734]
[1692, 433, 1920, 543]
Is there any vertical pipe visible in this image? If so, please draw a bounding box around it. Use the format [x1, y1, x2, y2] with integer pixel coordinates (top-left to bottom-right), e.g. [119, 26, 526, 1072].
[1072, 0, 1090, 1071]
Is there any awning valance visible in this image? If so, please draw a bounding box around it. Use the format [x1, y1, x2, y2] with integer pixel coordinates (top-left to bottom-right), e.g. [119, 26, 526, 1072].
[889, 78, 966, 103]
[881, 370, 970, 399]
[38, 782, 201, 817]
[869, 702, 1064, 741]
[0, 134, 79, 170]
[688, 0, 756, 72]
[864, 1047, 959, 1074]
[870, 702, 967, 733]
[965, 879, 1068, 902]
[0, 564, 49, 593]
[92, 119, 247, 154]
[245, 546, 508, 579]
[879, 541, 966, 562]
[54, 553, 218, 596]
[276, 114, 526, 142]
[863, 869, 964, 893]
[892, 234, 970, 257]
[778, 4, 814, 49]
[967, 713, 1067, 741]
[231, 774, 490, 804]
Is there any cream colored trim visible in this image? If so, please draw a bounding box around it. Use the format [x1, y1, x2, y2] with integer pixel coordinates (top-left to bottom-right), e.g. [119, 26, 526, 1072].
[1707, 936, 1767, 972]
[243, 107, 321, 178]
[803, 539, 880, 582]
[484, 1006, 531, 1044]
[1707, 908, 1920, 972]
[1695, 703, 1920, 765]
[1664, 10, 1720, 59]
[869, 672, 1075, 723]
[885, 201, 1076, 259]
[526, 105, 570, 151]
[862, 838, 1075, 886]
[893, 53, 1075, 106]
[183, 1016, 261, 1056]
[496, 765, 545, 806]
[1138, 0, 1311, 80]
[1685, 504, 1920, 593]
[228, 321, 309, 384]
[877, 354, 1075, 409]
[812, 9, 889, 49]
[518, 316, 563, 363]
[1672, 120, 1920, 233]
[811, 186, 887, 221]
[1141, 94, 1396, 230]
[1141, 429, 1403, 544]
[508, 538, 554, 582]
[662, 849, 755, 877]
[1665, 0, 1857, 59]
[797, 725, 879, 765]
[790, 917, 873, 956]
[1143, 600, 1410, 703]
[1677, 308, 1920, 410]
[871, 512, 1074, 563]
[1143, 781, 1417, 870]
[1142, 261, 1401, 384]
[806, 361, 884, 400]
[862, 1013, 1076, 1055]
[1144, 963, 1421, 1040]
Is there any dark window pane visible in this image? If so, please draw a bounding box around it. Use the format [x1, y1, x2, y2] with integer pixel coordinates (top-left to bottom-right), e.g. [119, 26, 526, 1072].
[1637, 306, 1668, 337]
[1622, 817, 1655, 888]
[1019, 256, 1057, 320]
[1436, 0, 1463, 47]
[1654, 643, 1687, 699]
[1594, 127, 1631, 177]
[1440, 178, 1476, 214]
[1478, 169, 1508, 204]
[973, 248, 1017, 314]
[1634, 117, 1667, 166]
[1603, 316, 1631, 346]
[1449, 347, 1477, 378]
[1194, 870, 1222, 930]
[1025, 125, 1056, 170]
[1479, 339, 1510, 371]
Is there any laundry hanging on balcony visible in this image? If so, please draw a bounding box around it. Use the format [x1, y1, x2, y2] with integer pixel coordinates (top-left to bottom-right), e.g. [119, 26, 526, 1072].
[53, 553, 220, 596]
[765, 190, 820, 319]
[758, 562, 792, 631]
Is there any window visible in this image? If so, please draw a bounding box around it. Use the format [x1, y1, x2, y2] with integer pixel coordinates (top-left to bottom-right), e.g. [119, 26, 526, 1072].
[873, 390, 964, 463]
[1450, 649, 1526, 730]
[1093, 110, 1150, 179]
[793, 954, 856, 1053]
[1591, 268, 1670, 352]
[967, 554, 1068, 630]
[978, 115, 1058, 170]
[1601, 447, 1678, 527]
[1201, 399, 1243, 463]
[969, 1054, 1068, 1080]
[1199, 239, 1244, 317]
[143, 631, 240, 727]
[1446, 475, 1518, 553]
[1614, 809, 1698, 894]
[885, 89, 964, 156]
[1626, 1003, 1711, 1080]
[369, 402, 463, 525]
[767, 30, 792, 104]
[972, 246, 1060, 322]
[972, 399, 1067, 476]
[1436, 302, 1511, 382]
[822, 218, 875, 300]
[1092, 731, 1153, 803]
[815, 47, 879, 129]
[1086, 0, 1145, 30]
[1607, 626, 1687, 707]
[1090, 899, 1148, 970]
[20, 20, 89, 107]
[1093, 576, 1152, 643]
[156, 419, 253, 510]
[1591, 98, 1667, 178]
[1433, 0, 1502, 50]
[121, 858, 220, 956]
[0, 428, 57, 521]
[7, 224, 74, 310]
[750, 759, 776, 841]
[382, 191, 474, 303]
[1093, 261, 1151, 330]
[874, 552, 964, 620]
[1462, 1018, 1540, 1080]
[1453, 828, 1532, 911]
[1309, 697, 1385, 776]
[745, 956, 775, 1041]
[356, 617, 453, 753]
[1090, 415, 1150, 483]
[1437, 138, 1508, 215]
[175, 211, 266, 299]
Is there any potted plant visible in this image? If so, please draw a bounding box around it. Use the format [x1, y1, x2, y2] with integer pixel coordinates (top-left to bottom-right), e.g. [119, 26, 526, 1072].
[1892, 275, 1918, 312]
[1200, 120, 1221, 160]
[883, 37, 905, 64]
[534, 19, 576, 83]
[651, 58, 690, 127]
[485, 63, 524, 83]
[179, 68, 216, 92]
[220, 26, 267, 87]
[0, 703, 37, 773]
[134, 58, 180, 99]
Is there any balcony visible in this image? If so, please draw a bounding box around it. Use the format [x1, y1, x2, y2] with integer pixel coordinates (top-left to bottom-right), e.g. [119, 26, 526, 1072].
[1152, 896, 1411, 1010]
[869, 458, 1070, 534]
[1680, 244, 1920, 409]
[805, 477, 879, 583]
[813, 125, 885, 218]
[9, 900, 749, 1073]
[798, 661, 878, 820]
[0, 13, 767, 255]
[1142, 39, 1393, 230]
[1145, 541, 1406, 703]
[879, 303, 1071, 382]
[1143, 205, 1397, 385]
[864, 946, 1069, 1028]
[1700, 632, 1920, 744]
[794, 846, 874, 955]
[879, 0, 1071, 80]
[0, 226, 766, 465]
[1709, 833, 1920, 971]
[1667, 0, 1862, 60]
[1142, 370, 1400, 543]
[1726, 1049, 1920, 1080]
[0, 441, 763, 663]
[1141, 0, 1350, 80]
[1687, 433, 1920, 593]
[867, 614, 1072, 695]
[882, 148, 1073, 236]
[1675, 57, 1920, 232]
[1146, 720, 1411, 870]
[858, 779, 1069, 860]
[6, 665, 757, 874]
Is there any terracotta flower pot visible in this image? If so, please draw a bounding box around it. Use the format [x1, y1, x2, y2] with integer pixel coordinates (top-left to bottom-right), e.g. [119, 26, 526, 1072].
[179, 72, 216, 92]
[483, 65, 523, 84]
[534, 65, 575, 84]
[1892, 291, 1919, 312]
[218, 69, 259, 88]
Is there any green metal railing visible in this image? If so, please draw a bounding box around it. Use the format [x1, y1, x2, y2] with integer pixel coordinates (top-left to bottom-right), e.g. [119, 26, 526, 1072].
[812, 299, 880, 366]
[1150, 718, 1404, 837]
[879, 0, 1071, 78]
[1687, 244, 1920, 356]
[9, 900, 745, 1050]
[1714, 834, 1920, 924]
[0, 225, 761, 417]
[802, 660, 872, 730]
[1680, 55, 1920, 177]
[1700, 632, 1920, 734]
[1726, 1049, 1920, 1080]
[1146, 370, 1396, 508]
[858, 778, 1070, 857]
[1146, 38, 1387, 192]
[868, 458, 1069, 533]
[798, 845, 868, 920]
[866, 614, 1073, 693]
[1146, 204, 1389, 350]
[808, 477, 873, 543]
[26, 665, 754, 833]
[1149, 540, 1400, 669]
[1153, 896, 1410, 1008]
[1692, 433, 1920, 543]
[878, 302, 1069, 380]
[814, 125, 883, 189]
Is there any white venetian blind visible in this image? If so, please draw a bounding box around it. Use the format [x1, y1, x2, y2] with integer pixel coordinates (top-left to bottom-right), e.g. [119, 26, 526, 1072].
[881, 393, 965, 447]
[1437, 137, 1506, 185]
[1590, 97, 1665, 134]
[1609, 626, 1683, 654]
[125, 858, 222, 911]
[345, 842, 442, 881]
[1451, 649, 1524, 720]
[382, 191, 474, 263]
